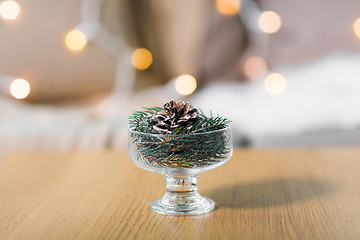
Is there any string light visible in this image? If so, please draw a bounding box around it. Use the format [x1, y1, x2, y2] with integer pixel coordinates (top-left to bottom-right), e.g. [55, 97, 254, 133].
[353, 18, 360, 39]
[174, 74, 197, 96]
[244, 56, 268, 79]
[264, 73, 286, 95]
[0, 0, 20, 20]
[215, 0, 241, 15]
[258, 11, 282, 34]
[10, 78, 30, 99]
[131, 48, 153, 70]
[65, 30, 87, 52]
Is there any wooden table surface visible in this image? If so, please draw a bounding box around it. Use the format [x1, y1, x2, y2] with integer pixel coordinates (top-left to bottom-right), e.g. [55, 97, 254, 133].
[1, 148, 360, 240]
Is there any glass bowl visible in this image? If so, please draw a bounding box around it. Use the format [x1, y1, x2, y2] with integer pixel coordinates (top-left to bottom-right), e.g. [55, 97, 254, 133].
[128, 126, 233, 215]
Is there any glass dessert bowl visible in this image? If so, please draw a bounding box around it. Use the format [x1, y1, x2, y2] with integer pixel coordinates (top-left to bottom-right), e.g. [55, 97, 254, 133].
[128, 126, 233, 215]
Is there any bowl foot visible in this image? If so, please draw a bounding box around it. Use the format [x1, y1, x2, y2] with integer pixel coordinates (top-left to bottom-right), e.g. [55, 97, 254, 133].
[151, 196, 215, 215]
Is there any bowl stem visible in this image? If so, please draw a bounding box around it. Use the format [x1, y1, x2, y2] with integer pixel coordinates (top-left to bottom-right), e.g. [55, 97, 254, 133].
[150, 174, 215, 215]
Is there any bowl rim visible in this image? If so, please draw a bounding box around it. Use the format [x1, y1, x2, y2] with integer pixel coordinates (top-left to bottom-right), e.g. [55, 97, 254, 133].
[128, 124, 231, 137]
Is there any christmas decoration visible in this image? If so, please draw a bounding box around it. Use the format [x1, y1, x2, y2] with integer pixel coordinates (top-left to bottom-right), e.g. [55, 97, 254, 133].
[129, 100, 231, 169]
[128, 100, 233, 215]
[151, 100, 201, 134]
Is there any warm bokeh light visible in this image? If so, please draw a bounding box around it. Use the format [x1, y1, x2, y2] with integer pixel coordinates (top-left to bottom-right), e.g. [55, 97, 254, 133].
[215, 0, 241, 15]
[10, 78, 30, 99]
[258, 11, 282, 34]
[174, 74, 197, 96]
[353, 18, 360, 39]
[131, 48, 153, 70]
[244, 56, 268, 79]
[0, 0, 20, 20]
[264, 73, 286, 95]
[65, 30, 87, 52]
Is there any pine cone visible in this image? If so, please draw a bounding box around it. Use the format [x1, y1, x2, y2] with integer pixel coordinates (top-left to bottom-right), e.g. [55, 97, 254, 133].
[152, 100, 201, 134]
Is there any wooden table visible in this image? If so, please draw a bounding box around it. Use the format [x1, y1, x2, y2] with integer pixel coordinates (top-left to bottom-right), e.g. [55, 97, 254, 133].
[1, 148, 360, 240]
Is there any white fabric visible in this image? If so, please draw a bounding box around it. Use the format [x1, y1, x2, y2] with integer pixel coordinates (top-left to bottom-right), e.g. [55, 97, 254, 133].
[191, 52, 360, 142]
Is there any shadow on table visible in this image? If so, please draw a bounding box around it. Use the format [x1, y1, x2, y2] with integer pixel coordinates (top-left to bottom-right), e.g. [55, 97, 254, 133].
[204, 177, 339, 209]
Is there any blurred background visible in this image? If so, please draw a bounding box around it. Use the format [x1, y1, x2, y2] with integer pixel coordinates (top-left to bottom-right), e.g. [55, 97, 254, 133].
[1, 0, 360, 153]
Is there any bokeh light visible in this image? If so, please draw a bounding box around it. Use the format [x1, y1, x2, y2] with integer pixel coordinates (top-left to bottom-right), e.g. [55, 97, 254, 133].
[244, 56, 268, 79]
[10, 78, 30, 99]
[131, 48, 153, 70]
[215, 0, 241, 15]
[258, 11, 282, 34]
[65, 30, 87, 52]
[0, 0, 20, 20]
[353, 18, 360, 39]
[174, 74, 197, 96]
[264, 73, 286, 95]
